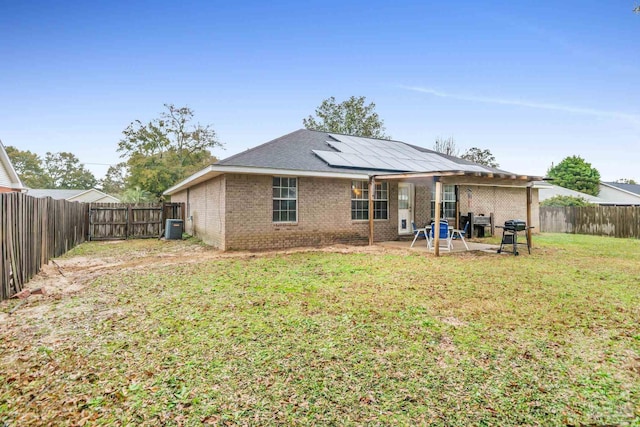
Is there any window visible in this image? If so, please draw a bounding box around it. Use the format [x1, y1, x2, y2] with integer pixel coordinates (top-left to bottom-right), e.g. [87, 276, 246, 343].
[273, 177, 297, 222]
[351, 180, 388, 220]
[431, 184, 456, 219]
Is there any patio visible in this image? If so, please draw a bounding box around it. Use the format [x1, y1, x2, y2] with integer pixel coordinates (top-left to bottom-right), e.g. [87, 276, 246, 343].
[366, 171, 541, 256]
[378, 238, 501, 254]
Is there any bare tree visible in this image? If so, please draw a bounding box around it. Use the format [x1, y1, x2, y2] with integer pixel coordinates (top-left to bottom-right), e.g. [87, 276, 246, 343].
[433, 137, 460, 157]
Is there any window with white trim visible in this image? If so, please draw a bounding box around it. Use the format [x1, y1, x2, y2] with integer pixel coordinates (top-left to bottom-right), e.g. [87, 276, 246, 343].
[431, 184, 456, 219]
[351, 180, 388, 220]
[273, 177, 297, 222]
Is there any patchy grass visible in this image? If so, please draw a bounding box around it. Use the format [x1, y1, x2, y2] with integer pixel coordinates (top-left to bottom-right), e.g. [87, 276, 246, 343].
[1, 234, 639, 426]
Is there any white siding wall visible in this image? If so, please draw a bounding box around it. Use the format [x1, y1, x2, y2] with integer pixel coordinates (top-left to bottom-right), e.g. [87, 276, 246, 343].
[0, 162, 13, 188]
[597, 185, 640, 205]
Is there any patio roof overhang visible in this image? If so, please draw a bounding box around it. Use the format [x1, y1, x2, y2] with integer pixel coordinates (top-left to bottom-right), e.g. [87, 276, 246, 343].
[371, 170, 543, 185]
[366, 170, 543, 256]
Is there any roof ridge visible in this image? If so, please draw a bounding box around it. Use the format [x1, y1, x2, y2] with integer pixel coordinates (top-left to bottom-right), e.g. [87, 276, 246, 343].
[217, 129, 309, 164]
[324, 130, 406, 144]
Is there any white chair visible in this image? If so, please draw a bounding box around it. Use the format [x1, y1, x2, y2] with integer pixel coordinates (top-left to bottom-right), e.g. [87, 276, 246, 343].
[449, 221, 470, 250]
[410, 221, 428, 248]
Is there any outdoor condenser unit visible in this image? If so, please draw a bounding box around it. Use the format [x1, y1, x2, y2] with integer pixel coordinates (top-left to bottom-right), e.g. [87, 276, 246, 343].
[165, 219, 184, 240]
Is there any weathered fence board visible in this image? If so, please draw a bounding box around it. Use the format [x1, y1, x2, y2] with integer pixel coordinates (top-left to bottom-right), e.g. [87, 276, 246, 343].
[1, 193, 88, 301]
[540, 206, 640, 239]
[1, 196, 185, 300]
[89, 203, 183, 240]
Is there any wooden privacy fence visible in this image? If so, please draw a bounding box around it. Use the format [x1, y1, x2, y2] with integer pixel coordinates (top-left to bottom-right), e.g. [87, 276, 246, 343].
[540, 206, 640, 238]
[1, 193, 87, 301]
[1, 197, 185, 301]
[88, 202, 184, 240]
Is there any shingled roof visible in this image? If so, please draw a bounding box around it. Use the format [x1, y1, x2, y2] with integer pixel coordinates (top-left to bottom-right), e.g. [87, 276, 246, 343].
[165, 129, 539, 195]
[218, 129, 508, 175]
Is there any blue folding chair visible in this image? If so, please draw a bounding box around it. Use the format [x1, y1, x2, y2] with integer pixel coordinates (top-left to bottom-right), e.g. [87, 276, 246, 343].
[410, 221, 428, 248]
[427, 221, 453, 251]
[453, 221, 469, 239]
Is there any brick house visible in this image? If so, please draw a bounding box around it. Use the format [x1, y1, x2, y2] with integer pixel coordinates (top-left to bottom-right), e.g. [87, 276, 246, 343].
[0, 140, 25, 193]
[164, 129, 542, 251]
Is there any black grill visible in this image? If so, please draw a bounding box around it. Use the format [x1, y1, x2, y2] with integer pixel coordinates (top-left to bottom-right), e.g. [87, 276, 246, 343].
[504, 219, 527, 232]
[497, 220, 531, 255]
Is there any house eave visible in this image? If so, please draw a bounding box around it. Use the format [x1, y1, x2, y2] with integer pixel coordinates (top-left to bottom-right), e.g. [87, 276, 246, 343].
[0, 139, 25, 189]
[372, 170, 543, 183]
[163, 165, 370, 195]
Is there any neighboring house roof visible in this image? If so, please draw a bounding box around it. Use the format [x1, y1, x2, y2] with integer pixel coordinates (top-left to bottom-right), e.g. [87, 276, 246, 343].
[166, 129, 541, 195]
[0, 140, 26, 191]
[535, 182, 609, 204]
[26, 188, 120, 203]
[601, 182, 640, 196]
[597, 182, 640, 205]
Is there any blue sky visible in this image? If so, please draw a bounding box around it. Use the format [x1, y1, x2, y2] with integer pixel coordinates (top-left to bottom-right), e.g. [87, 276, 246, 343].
[1, 1, 638, 182]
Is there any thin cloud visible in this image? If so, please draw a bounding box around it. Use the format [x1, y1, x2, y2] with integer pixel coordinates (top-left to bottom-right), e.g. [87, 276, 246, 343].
[402, 85, 640, 124]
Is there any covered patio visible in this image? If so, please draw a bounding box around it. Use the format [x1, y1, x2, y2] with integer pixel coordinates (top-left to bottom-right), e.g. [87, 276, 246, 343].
[366, 170, 543, 256]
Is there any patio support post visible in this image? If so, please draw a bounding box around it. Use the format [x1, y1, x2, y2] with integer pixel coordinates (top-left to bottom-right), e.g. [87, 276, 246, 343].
[526, 184, 533, 249]
[368, 176, 375, 246]
[434, 179, 442, 257]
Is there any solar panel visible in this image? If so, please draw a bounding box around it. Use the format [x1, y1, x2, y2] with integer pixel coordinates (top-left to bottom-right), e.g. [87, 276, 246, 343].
[312, 150, 356, 167]
[325, 141, 360, 155]
[318, 134, 492, 173]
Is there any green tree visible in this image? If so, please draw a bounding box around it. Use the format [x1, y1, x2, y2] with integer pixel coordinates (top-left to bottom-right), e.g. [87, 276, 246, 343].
[100, 162, 128, 195]
[547, 156, 601, 196]
[540, 195, 593, 207]
[119, 186, 155, 203]
[433, 137, 459, 157]
[461, 147, 499, 168]
[118, 104, 222, 199]
[6, 147, 96, 189]
[41, 152, 97, 189]
[303, 96, 390, 139]
[4, 146, 48, 188]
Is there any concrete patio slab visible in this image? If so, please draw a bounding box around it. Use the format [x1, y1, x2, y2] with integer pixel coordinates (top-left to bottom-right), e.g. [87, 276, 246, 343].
[378, 239, 500, 254]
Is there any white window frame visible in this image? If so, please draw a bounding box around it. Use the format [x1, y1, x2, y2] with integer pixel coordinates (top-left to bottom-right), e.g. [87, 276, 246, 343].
[431, 184, 456, 219]
[351, 180, 388, 221]
[273, 177, 297, 223]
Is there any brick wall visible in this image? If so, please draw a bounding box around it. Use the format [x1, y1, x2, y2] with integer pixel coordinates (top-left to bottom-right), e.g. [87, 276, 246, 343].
[224, 174, 398, 250]
[170, 175, 226, 248]
[171, 174, 539, 251]
[413, 182, 433, 228]
[457, 185, 540, 230]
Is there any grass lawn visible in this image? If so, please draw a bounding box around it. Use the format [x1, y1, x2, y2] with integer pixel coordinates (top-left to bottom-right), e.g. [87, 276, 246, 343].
[1, 234, 639, 426]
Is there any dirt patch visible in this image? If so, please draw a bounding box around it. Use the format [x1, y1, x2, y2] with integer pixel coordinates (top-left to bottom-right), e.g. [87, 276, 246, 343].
[439, 316, 468, 327]
[0, 239, 462, 327]
[1, 242, 409, 315]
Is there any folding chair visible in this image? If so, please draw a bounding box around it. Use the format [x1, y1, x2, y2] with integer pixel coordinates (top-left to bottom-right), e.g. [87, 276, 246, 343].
[427, 221, 453, 252]
[453, 221, 469, 239]
[410, 221, 428, 248]
[450, 221, 470, 250]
